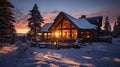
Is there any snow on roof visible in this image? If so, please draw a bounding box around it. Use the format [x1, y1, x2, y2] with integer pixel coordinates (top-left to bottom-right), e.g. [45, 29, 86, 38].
[62, 12, 97, 29]
[41, 23, 53, 32]
[78, 19, 97, 29]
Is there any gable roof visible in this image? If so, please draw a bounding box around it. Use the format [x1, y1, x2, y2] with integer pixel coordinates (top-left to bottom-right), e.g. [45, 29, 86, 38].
[49, 12, 98, 31]
[62, 12, 97, 29]
[41, 23, 53, 32]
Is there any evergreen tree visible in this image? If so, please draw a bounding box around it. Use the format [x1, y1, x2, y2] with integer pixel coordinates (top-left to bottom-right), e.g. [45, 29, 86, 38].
[113, 16, 120, 37]
[27, 4, 44, 40]
[103, 17, 111, 33]
[0, 0, 16, 44]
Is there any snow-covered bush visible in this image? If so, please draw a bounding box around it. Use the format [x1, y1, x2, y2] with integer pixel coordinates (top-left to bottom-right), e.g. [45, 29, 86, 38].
[16, 41, 33, 57]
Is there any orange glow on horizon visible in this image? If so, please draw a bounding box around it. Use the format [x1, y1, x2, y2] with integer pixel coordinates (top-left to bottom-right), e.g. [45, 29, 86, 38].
[16, 29, 29, 34]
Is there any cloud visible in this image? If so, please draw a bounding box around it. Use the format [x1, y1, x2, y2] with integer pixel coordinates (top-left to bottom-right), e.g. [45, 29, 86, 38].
[13, 9, 60, 30]
[42, 10, 60, 23]
[12, 9, 29, 29]
[49, 10, 59, 14]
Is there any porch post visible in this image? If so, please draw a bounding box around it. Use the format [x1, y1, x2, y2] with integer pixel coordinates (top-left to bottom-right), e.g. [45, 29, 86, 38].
[91, 29, 94, 41]
[47, 32, 48, 42]
[43, 32, 44, 41]
[70, 23, 72, 39]
[77, 30, 80, 38]
[53, 30, 55, 40]
[61, 22, 63, 40]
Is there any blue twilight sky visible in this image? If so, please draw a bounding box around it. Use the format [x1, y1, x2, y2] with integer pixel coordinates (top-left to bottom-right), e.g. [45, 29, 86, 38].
[9, 0, 120, 33]
[10, 0, 120, 15]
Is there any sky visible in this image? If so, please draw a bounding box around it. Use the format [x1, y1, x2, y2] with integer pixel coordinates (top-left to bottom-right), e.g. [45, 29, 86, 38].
[9, 0, 120, 33]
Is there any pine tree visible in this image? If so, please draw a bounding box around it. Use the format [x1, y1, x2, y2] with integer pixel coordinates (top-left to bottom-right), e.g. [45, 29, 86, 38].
[103, 17, 111, 33]
[0, 0, 16, 44]
[27, 4, 44, 40]
[113, 16, 120, 37]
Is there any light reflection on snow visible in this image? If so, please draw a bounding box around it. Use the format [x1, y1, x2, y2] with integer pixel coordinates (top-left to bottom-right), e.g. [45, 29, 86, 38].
[103, 57, 111, 60]
[33, 52, 37, 54]
[49, 63, 59, 67]
[0, 46, 17, 54]
[34, 51, 81, 67]
[113, 58, 120, 62]
[61, 59, 80, 65]
[82, 56, 93, 60]
[81, 63, 94, 67]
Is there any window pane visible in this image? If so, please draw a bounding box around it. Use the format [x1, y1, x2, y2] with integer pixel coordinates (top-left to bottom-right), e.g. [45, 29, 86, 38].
[62, 19, 70, 28]
[55, 30, 61, 38]
[56, 23, 61, 29]
[81, 31, 91, 39]
[62, 30, 70, 38]
[72, 30, 77, 39]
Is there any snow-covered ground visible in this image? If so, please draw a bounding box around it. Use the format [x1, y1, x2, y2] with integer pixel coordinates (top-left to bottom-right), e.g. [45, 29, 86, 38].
[0, 38, 120, 67]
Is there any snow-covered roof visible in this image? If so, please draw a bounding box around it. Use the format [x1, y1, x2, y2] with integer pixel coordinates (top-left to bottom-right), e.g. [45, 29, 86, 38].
[41, 23, 53, 32]
[63, 12, 97, 29]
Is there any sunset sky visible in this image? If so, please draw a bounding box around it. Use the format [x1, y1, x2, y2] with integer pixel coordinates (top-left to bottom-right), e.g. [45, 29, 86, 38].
[9, 0, 120, 33]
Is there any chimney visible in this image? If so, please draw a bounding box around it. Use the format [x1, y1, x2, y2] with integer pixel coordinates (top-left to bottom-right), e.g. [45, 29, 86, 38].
[79, 15, 86, 19]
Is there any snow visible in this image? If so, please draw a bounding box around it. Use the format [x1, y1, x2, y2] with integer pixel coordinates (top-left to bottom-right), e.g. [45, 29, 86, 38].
[78, 19, 97, 29]
[41, 23, 53, 32]
[63, 12, 97, 29]
[0, 38, 120, 67]
[0, 43, 10, 46]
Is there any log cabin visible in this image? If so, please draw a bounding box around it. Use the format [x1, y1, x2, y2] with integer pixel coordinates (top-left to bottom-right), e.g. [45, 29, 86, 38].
[40, 12, 103, 42]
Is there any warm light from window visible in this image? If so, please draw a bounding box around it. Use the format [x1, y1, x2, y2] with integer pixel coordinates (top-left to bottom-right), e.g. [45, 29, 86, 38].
[55, 32, 59, 38]
[55, 32, 59, 36]
[38, 33, 42, 35]
[86, 35, 90, 38]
